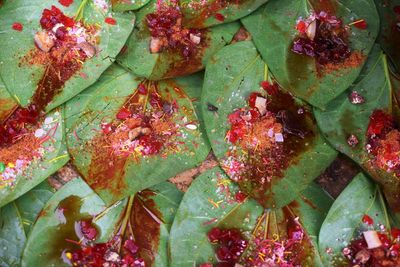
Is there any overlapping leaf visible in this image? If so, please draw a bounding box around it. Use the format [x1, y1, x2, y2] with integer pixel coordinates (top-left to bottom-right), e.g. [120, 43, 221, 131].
[22, 178, 182, 267]
[0, 107, 69, 208]
[319, 173, 391, 266]
[0, 0, 134, 112]
[169, 167, 333, 266]
[242, 0, 379, 109]
[0, 181, 55, 267]
[116, 0, 240, 80]
[201, 41, 337, 208]
[21, 178, 125, 266]
[66, 64, 209, 205]
[179, 0, 269, 28]
[314, 46, 400, 220]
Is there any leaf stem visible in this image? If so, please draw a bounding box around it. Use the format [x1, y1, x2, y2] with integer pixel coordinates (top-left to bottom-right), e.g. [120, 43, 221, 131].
[75, 0, 90, 21]
[263, 63, 268, 81]
[377, 186, 391, 234]
[119, 196, 135, 239]
[382, 55, 393, 114]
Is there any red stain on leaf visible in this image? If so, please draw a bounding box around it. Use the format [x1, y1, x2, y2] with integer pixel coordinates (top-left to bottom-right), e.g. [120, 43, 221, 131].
[105, 17, 117, 25]
[12, 22, 23, 31]
[58, 0, 74, 7]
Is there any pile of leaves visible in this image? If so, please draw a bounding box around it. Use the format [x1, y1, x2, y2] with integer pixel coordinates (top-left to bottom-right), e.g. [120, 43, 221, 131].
[0, 0, 399, 266]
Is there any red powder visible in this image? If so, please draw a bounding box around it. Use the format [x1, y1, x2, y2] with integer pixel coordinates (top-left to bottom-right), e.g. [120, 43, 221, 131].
[104, 17, 116, 25]
[362, 214, 374, 225]
[12, 22, 23, 32]
[214, 13, 225, 22]
[58, 0, 73, 7]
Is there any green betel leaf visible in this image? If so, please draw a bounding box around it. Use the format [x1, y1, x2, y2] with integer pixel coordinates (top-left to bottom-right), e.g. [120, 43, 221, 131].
[0, 107, 69, 208]
[314, 45, 400, 220]
[0, 181, 55, 267]
[201, 41, 337, 209]
[0, 0, 134, 113]
[374, 0, 400, 73]
[66, 64, 209, 205]
[318, 173, 391, 266]
[22, 178, 182, 267]
[0, 78, 18, 123]
[242, 0, 379, 109]
[111, 0, 150, 11]
[116, 0, 240, 80]
[169, 167, 333, 266]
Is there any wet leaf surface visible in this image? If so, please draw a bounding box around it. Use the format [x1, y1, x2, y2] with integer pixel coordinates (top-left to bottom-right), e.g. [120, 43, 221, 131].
[116, 0, 240, 80]
[66, 65, 209, 205]
[201, 41, 337, 208]
[314, 45, 400, 220]
[0, 0, 134, 112]
[169, 167, 333, 266]
[242, 0, 379, 109]
[319, 173, 391, 266]
[22, 178, 182, 267]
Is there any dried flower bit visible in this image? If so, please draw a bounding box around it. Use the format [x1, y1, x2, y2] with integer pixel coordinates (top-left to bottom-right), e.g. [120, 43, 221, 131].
[348, 91, 365, 104]
[78, 42, 97, 58]
[347, 134, 359, 147]
[34, 31, 55, 52]
[206, 227, 247, 264]
[292, 12, 351, 65]
[145, 3, 203, 58]
[366, 110, 400, 175]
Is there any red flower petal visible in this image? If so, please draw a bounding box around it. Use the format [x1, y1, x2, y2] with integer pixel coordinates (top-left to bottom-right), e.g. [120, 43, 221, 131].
[296, 21, 307, 33]
[12, 22, 23, 32]
[59, 0, 74, 7]
[105, 17, 117, 25]
[362, 214, 374, 225]
[214, 13, 225, 22]
[116, 107, 132, 120]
